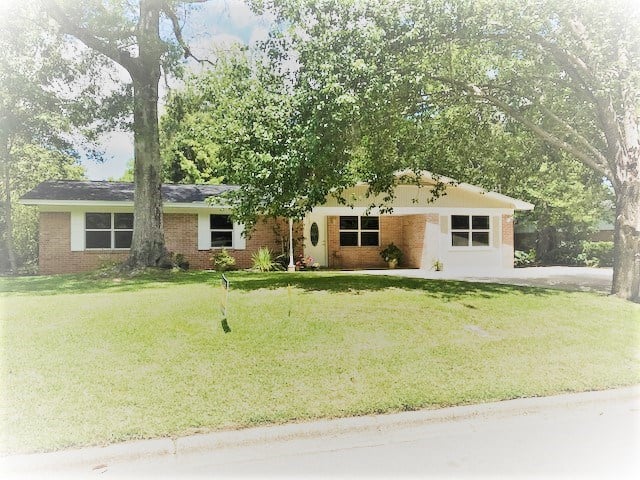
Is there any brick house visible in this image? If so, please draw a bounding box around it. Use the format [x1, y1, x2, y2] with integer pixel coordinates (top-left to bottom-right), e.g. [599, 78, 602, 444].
[20, 172, 533, 275]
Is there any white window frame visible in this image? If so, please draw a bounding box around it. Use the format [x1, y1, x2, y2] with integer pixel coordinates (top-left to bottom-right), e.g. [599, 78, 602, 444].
[197, 212, 246, 251]
[210, 214, 234, 249]
[450, 214, 491, 248]
[338, 215, 380, 247]
[85, 212, 133, 250]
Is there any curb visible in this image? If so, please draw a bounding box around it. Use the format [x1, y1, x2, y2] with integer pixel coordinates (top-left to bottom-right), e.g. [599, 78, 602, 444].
[3, 386, 639, 473]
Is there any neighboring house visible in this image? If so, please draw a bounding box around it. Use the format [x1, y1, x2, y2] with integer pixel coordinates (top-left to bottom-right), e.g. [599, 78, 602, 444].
[20, 172, 533, 275]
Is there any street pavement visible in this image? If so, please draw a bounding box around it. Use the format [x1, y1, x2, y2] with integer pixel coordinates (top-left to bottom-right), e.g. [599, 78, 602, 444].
[3, 387, 638, 479]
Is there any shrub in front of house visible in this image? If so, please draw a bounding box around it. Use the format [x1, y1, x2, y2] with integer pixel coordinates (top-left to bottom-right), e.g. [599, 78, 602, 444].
[579, 241, 614, 267]
[251, 247, 282, 272]
[211, 249, 236, 271]
[380, 243, 403, 266]
[514, 249, 536, 267]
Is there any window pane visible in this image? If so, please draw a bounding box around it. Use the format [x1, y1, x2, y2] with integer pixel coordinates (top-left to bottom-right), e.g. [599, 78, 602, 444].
[452, 232, 469, 247]
[472, 216, 490, 230]
[211, 231, 233, 248]
[86, 213, 111, 229]
[339, 216, 358, 230]
[361, 232, 379, 246]
[114, 231, 133, 249]
[339, 232, 358, 246]
[472, 232, 490, 246]
[361, 216, 379, 230]
[210, 214, 233, 230]
[114, 213, 133, 229]
[451, 215, 469, 230]
[86, 231, 111, 248]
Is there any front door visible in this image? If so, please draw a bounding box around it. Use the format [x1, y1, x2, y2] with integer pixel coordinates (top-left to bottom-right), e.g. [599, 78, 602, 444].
[303, 213, 327, 267]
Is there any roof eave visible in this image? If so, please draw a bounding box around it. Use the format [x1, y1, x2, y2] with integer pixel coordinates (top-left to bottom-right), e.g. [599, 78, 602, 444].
[18, 199, 232, 208]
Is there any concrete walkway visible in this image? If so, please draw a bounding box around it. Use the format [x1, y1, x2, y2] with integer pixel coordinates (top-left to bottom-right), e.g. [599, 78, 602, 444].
[351, 266, 614, 294]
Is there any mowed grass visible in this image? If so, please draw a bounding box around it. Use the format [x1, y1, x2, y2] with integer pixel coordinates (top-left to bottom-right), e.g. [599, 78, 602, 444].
[1, 270, 638, 454]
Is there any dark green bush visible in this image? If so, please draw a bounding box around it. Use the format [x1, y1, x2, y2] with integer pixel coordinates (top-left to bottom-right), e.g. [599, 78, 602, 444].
[579, 241, 614, 267]
[514, 249, 536, 267]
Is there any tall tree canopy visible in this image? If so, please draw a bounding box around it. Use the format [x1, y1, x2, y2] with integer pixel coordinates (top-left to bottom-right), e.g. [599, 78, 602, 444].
[251, 0, 638, 300]
[161, 45, 368, 225]
[0, 3, 97, 273]
[41, 0, 210, 270]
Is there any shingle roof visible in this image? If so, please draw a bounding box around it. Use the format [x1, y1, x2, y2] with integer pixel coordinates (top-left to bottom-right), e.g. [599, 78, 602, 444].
[20, 180, 238, 203]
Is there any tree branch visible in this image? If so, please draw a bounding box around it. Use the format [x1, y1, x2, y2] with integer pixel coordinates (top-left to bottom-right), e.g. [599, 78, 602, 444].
[429, 75, 612, 179]
[475, 87, 612, 179]
[534, 100, 610, 168]
[161, 1, 216, 67]
[43, 0, 140, 77]
[482, 26, 627, 174]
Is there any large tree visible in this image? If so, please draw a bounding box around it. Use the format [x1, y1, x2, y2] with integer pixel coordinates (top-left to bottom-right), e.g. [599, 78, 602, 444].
[41, 0, 209, 269]
[256, 0, 639, 300]
[161, 43, 362, 227]
[0, 3, 95, 273]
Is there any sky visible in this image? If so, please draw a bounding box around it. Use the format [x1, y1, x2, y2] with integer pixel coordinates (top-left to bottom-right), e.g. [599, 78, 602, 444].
[82, 0, 273, 181]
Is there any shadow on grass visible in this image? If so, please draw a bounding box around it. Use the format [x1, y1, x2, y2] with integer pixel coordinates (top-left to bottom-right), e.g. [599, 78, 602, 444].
[225, 271, 561, 301]
[0, 269, 562, 301]
[0, 270, 218, 296]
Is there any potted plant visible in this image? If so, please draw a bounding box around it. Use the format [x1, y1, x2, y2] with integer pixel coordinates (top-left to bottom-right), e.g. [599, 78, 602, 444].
[380, 243, 403, 269]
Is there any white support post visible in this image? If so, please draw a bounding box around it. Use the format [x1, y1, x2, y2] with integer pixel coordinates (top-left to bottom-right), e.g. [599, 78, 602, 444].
[288, 217, 296, 272]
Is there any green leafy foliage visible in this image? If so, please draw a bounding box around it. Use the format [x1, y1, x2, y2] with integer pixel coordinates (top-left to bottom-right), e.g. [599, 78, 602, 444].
[210, 249, 236, 272]
[380, 243, 403, 263]
[579, 242, 614, 268]
[514, 250, 536, 268]
[251, 247, 281, 272]
[0, 5, 92, 273]
[253, 0, 638, 299]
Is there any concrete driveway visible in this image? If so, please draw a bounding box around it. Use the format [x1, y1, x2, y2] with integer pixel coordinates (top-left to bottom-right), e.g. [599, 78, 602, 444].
[352, 266, 614, 294]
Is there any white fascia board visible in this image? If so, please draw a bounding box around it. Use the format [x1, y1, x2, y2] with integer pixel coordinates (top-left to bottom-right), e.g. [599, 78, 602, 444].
[19, 199, 135, 207]
[310, 206, 514, 216]
[394, 170, 535, 211]
[19, 199, 232, 210]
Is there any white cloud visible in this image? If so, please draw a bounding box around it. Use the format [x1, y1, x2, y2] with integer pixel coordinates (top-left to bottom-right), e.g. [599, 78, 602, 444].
[82, 131, 133, 181]
[227, 0, 258, 29]
[249, 26, 270, 45]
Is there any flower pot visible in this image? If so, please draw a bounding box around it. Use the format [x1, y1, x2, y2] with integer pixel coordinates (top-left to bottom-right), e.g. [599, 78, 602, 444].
[387, 259, 398, 269]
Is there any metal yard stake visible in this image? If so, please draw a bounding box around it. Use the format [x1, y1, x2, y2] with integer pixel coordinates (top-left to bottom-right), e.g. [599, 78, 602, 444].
[220, 273, 231, 333]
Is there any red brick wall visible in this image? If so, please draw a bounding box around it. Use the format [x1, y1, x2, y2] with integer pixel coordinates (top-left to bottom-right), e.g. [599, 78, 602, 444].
[502, 214, 514, 246]
[180, 216, 298, 270]
[327, 215, 411, 269]
[39, 212, 128, 275]
[38, 212, 297, 274]
[401, 215, 428, 268]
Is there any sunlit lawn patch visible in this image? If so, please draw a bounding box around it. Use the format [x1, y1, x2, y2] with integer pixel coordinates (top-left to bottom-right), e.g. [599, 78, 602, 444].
[1, 271, 638, 453]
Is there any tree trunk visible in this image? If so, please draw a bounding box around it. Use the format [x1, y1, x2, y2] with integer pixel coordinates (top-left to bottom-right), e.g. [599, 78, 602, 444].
[536, 225, 557, 265]
[125, 0, 168, 269]
[1, 144, 17, 273]
[612, 180, 640, 302]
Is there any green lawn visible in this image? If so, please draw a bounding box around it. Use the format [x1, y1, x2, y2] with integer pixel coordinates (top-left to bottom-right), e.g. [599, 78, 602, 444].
[1, 270, 639, 454]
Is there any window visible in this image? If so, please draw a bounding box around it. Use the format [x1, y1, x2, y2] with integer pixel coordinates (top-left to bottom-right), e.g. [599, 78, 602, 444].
[451, 215, 490, 247]
[310, 222, 319, 246]
[210, 214, 233, 248]
[85, 213, 133, 249]
[339, 216, 379, 247]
